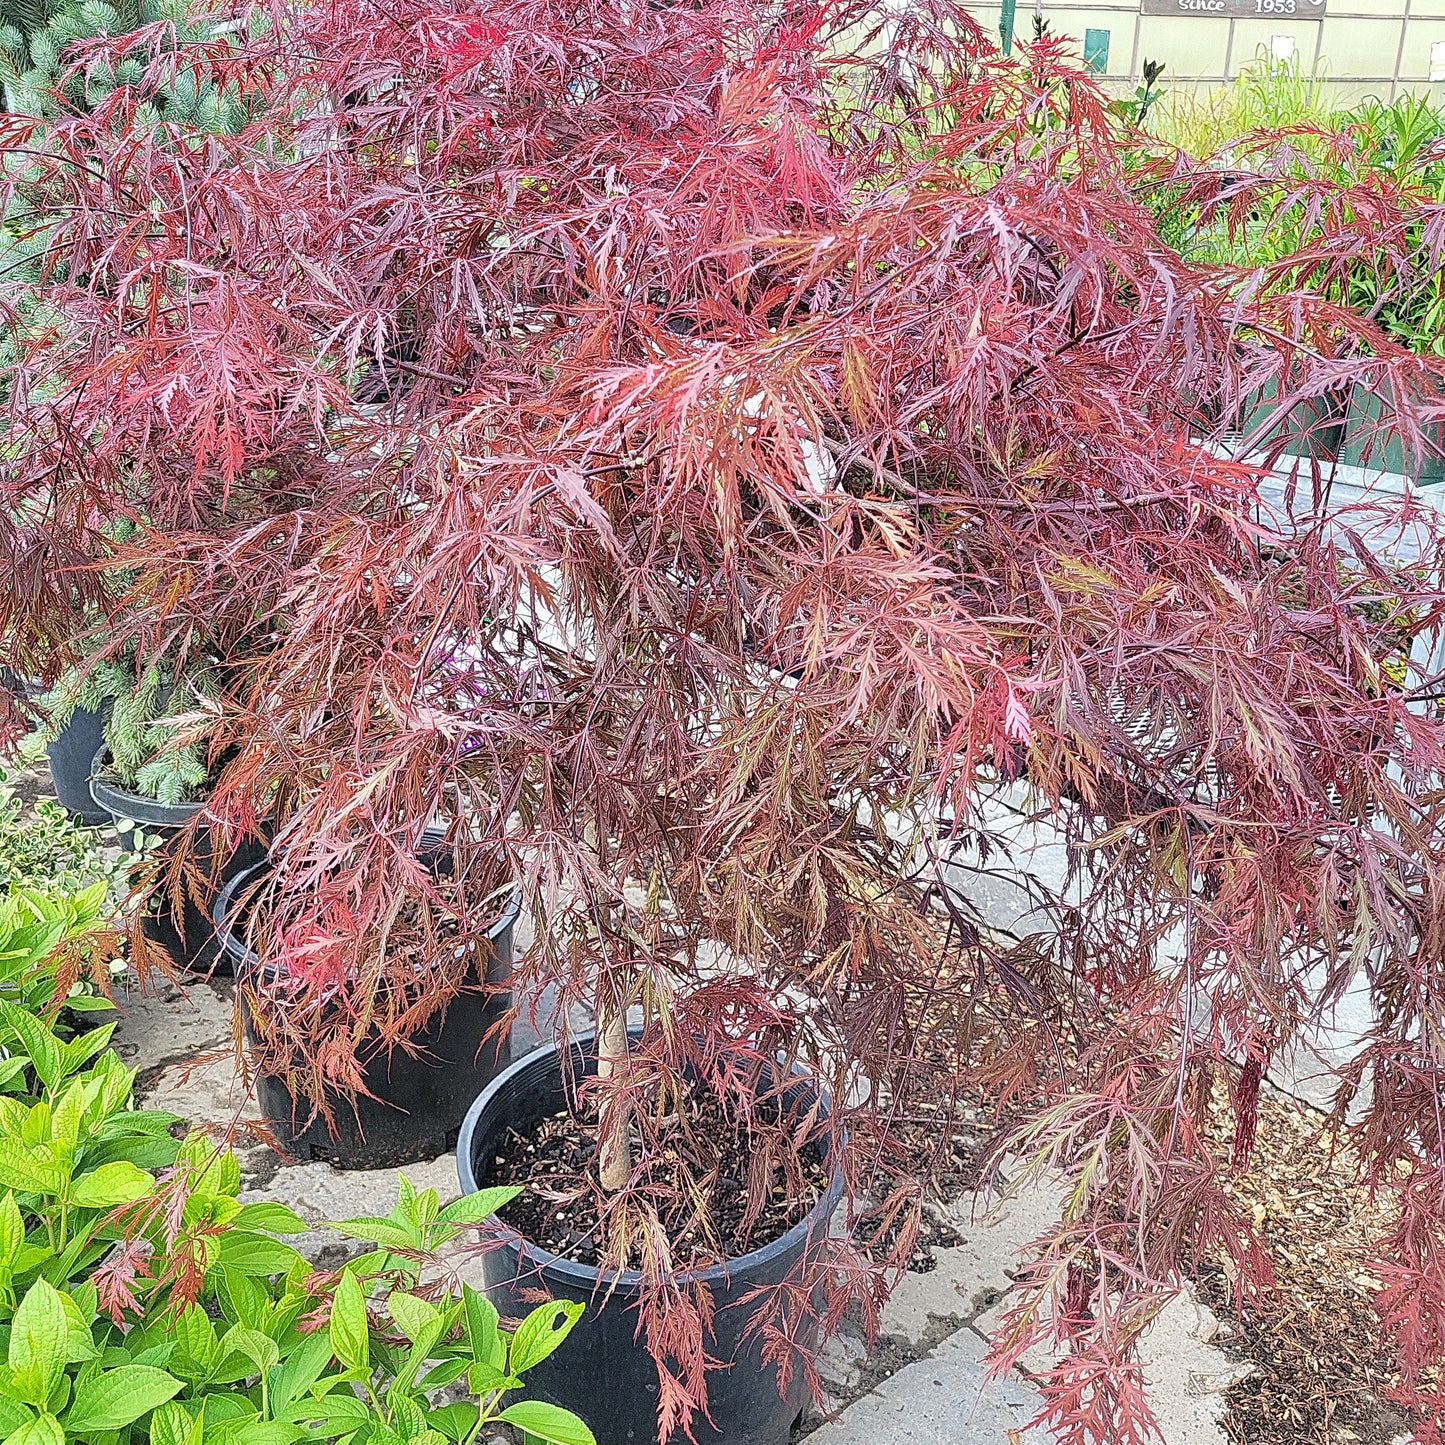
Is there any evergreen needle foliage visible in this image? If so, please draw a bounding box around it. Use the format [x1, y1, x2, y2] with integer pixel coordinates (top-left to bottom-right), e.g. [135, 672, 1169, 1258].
[36, 653, 216, 805]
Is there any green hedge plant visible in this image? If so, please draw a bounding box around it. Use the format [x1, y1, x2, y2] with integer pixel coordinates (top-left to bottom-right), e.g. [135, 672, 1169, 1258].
[0, 890, 594, 1445]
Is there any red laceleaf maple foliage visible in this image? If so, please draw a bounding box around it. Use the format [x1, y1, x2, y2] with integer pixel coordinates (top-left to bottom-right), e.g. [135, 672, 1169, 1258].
[5, 4, 1445, 1440]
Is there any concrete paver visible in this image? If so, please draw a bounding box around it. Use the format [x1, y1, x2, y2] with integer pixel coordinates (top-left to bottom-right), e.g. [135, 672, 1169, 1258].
[970, 1287, 1236, 1445]
[111, 975, 233, 1069]
[807, 1326, 1046, 1445]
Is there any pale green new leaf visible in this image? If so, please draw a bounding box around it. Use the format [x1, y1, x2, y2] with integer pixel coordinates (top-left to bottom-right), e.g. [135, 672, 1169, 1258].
[386, 1291, 439, 1344]
[328, 1272, 368, 1375]
[9, 1279, 66, 1408]
[69, 1160, 153, 1209]
[326, 1218, 418, 1251]
[0, 1141, 64, 1196]
[216, 1231, 305, 1276]
[498, 1401, 596, 1445]
[218, 1326, 279, 1380]
[230, 1202, 308, 1235]
[436, 1187, 521, 1226]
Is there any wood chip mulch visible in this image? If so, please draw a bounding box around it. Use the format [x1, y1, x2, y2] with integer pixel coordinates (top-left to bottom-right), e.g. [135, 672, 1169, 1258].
[1197, 1084, 1411, 1445]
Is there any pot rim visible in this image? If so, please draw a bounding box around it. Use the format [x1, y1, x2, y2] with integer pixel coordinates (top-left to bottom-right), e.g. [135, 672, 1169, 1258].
[455, 1031, 846, 1290]
[213, 858, 521, 978]
[88, 745, 206, 828]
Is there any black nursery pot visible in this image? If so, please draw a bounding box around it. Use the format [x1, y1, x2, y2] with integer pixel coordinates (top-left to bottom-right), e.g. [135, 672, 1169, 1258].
[46, 708, 111, 826]
[456, 1036, 844, 1445]
[215, 863, 519, 1170]
[90, 749, 266, 977]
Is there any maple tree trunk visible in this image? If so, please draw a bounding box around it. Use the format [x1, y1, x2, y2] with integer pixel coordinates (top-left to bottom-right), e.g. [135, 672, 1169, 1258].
[586, 816, 633, 1193]
[596, 1001, 634, 1192]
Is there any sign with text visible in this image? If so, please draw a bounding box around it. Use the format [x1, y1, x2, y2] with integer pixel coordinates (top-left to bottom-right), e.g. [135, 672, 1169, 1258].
[1141, 0, 1324, 15]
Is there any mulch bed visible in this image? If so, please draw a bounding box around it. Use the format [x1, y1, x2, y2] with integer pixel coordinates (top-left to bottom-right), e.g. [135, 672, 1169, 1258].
[845, 1035, 1417, 1445]
[1197, 1085, 1409, 1445]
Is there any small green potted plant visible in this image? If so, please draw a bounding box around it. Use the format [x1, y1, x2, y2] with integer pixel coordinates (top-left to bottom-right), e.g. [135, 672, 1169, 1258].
[0, 887, 594, 1445]
[35, 640, 265, 974]
[37, 643, 218, 818]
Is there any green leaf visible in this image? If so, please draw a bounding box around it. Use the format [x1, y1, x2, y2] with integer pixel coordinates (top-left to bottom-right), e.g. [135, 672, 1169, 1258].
[9, 1279, 66, 1408]
[394, 1174, 418, 1215]
[362, 1426, 407, 1445]
[129, 1341, 177, 1370]
[389, 1393, 428, 1440]
[0, 1192, 23, 1268]
[507, 1300, 584, 1376]
[465, 1363, 520, 1396]
[277, 1393, 367, 1429]
[416, 1358, 470, 1391]
[193, 1394, 254, 1425]
[69, 1161, 153, 1209]
[218, 1326, 279, 1380]
[427, 1403, 478, 1442]
[0, 1141, 64, 1197]
[149, 1401, 204, 1445]
[59, 1026, 115, 1078]
[64, 1365, 183, 1432]
[169, 1305, 221, 1383]
[0, 1004, 60, 1091]
[233, 1422, 304, 1445]
[58, 1290, 98, 1364]
[268, 1329, 333, 1412]
[326, 1218, 417, 1251]
[216, 1231, 305, 1276]
[230, 1202, 308, 1235]
[462, 1286, 503, 1370]
[498, 1401, 596, 1445]
[59, 997, 115, 1014]
[0, 1399, 31, 1437]
[328, 1272, 368, 1375]
[0, 1414, 63, 1445]
[410, 1187, 440, 1228]
[436, 1187, 522, 1226]
[47, 1085, 83, 1169]
[386, 1291, 439, 1345]
[217, 1267, 265, 1329]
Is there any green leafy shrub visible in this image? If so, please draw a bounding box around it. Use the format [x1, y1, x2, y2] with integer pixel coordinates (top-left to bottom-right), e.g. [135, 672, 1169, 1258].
[0, 766, 137, 902]
[0, 883, 122, 1024]
[0, 921, 594, 1445]
[0, 1137, 596, 1445]
[0, 0, 252, 125]
[1338, 94, 1445, 358]
[1149, 53, 1337, 158]
[1146, 71, 1445, 366]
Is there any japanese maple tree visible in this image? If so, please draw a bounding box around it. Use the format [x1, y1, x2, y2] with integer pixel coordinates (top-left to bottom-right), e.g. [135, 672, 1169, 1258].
[5, 5, 1445, 1442]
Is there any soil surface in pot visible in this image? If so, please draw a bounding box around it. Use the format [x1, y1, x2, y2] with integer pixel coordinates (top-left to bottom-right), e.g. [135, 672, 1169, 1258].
[483, 1085, 831, 1270]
